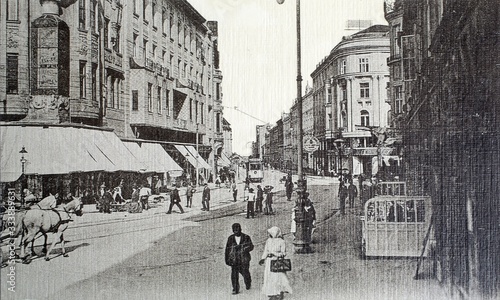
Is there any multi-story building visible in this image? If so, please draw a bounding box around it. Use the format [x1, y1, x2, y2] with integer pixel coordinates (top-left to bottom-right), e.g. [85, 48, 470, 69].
[0, 0, 225, 194]
[302, 83, 315, 171]
[386, 0, 500, 297]
[122, 1, 224, 176]
[254, 124, 270, 160]
[266, 119, 283, 169]
[312, 25, 391, 176]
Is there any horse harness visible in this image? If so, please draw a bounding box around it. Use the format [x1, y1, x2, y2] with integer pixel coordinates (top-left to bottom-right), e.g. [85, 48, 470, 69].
[46, 207, 75, 233]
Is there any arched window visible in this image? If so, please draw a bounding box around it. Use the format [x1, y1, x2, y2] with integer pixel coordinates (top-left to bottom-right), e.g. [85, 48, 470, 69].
[361, 110, 370, 127]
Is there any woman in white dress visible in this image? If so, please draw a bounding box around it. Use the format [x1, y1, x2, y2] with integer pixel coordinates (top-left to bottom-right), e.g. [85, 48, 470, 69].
[259, 226, 292, 300]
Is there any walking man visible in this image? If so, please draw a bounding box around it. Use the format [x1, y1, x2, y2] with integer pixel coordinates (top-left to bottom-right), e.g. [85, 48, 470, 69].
[338, 181, 348, 215]
[225, 223, 254, 295]
[202, 183, 210, 211]
[186, 182, 195, 208]
[231, 180, 238, 202]
[255, 185, 264, 213]
[264, 188, 274, 215]
[347, 179, 358, 209]
[166, 185, 184, 214]
[246, 188, 255, 219]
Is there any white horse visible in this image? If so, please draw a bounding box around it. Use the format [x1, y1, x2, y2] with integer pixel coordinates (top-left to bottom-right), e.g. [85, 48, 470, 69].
[20, 197, 83, 264]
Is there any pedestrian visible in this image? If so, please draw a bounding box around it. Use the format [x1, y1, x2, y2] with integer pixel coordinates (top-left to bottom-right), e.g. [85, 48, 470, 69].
[264, 188, 274, 215]
[304, 196, 316, 239]
[231, 180, 238, 202]
[347, 179, 358, 208]
[166, 185, 184, 214]
[186, 182, 195, 208]
[256, 185, 264, 213]
[258, 226, 292, 300]
[285, 174, 293, 201]
[244, 176, 250, 191]
[139, 183, 151, 210]
[338, 181, 348, 215]
[246, 188, 256, 219]
[127, 184, 142, 213]
[290, 207, 296, 237]
[225, 223, 254, 295]
[113, 179, 124, 204]
[99, 184, 112, 214]
[202, 183, 210, 211]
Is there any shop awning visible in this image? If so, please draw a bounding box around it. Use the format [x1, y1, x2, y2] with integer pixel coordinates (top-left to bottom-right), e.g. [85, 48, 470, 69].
[185, 145, 211, 170]
[0, 125, 146, 182]
[124, 142, 183, 176]
[174, 145, 198, 169]
[217, 152, 232, 167]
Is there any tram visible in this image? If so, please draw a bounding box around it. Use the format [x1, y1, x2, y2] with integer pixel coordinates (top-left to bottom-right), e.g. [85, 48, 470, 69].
[246, 158, 264, 182]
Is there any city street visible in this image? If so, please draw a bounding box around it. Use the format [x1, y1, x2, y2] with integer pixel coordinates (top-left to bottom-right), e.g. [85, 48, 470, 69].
[1, 170, 448, 300]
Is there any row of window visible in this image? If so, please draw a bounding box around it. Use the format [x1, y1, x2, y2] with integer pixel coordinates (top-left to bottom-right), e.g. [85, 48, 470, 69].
[132, 35, 208, 86]
[338, 57, 370, 75]
[132, 84, 205, 124]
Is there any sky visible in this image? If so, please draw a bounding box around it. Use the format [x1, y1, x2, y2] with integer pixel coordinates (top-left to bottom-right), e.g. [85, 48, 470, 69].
[188, 0, 388, 155]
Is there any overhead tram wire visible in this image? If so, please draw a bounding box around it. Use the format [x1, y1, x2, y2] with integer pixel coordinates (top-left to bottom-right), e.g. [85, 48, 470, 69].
[222, 105, 268, 124]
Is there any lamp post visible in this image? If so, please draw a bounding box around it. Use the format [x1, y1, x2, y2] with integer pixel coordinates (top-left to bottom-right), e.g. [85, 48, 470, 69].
[334, 138, 345, 181]
[276, 0, 309, 253]
[196, 123, 199, 186]
[20, 146, 28, 207]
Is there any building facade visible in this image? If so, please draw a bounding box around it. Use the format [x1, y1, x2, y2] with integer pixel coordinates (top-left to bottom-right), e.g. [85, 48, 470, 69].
[386, 0, 500, 298]
[312, 25, 391, 176]
[0, 0, 226, 191]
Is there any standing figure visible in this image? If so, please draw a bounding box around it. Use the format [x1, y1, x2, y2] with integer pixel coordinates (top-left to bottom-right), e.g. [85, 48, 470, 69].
[285, 174, 293, 201]
[113, 179, 124, 204]
[166, 186, 184, 214]
[225, 223, 254, 295]
[139, 183, 151, 210]
[246, 188, 256, 219]
[186, 183, 195, 208]
[304, 196, 317, 238]
[264, 189, 274, 215]
[231, 180, 238, 202]
[256, 185, 264, 213]
[244, 177, 250, 191]
[99, 184, 112, 214]
[347, 180, 358, 208]
[202, 183, 210, 211]
[258, 226, 293, 299]
[338, 181, 348, 215]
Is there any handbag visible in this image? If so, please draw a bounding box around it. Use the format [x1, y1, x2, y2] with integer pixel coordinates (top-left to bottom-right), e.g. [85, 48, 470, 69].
[270, 257, 292, 272]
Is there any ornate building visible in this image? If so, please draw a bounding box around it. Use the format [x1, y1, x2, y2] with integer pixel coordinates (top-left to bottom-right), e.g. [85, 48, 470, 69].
[312, 25, 391, 176]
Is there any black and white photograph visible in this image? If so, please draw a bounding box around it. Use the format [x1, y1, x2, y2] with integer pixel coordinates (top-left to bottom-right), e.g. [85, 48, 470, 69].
[0, 0, 499, 299]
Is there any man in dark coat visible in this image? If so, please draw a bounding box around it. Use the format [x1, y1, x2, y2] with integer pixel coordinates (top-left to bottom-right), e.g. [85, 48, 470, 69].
[166, 186, 184, 214]
[347, 180, 358, 208]
[285, 173, 293, 201]
[338, 181, 348, 215]
[225, 223, 254, 295]
[202, 183, 210, 211]
[255, 185, 264, 213]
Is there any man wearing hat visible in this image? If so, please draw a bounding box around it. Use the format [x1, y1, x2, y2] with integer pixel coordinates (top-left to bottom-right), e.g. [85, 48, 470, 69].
[246, 188, 256, 219]
[166, 185, 184, 214]
[99, 183, 112, 214]
[202, 183, 211, 211]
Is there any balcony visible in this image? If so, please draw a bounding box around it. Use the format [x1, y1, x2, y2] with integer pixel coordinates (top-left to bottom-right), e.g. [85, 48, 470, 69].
[104, 48, 123, 70]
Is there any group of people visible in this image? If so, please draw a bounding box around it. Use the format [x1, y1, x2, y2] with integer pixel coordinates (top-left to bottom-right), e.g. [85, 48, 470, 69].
[244, 184, 275, 219]
[225, 223, 292, 299]
[165, 182, 212, 214]
[337, 177, 358, 215]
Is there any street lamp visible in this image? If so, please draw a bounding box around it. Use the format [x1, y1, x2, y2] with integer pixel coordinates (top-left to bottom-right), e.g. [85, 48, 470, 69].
[196, 123, 199, 186]
[276, 0, 309, 253]
[20, 146, 28, 207]
[334, 138, 344, 181]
